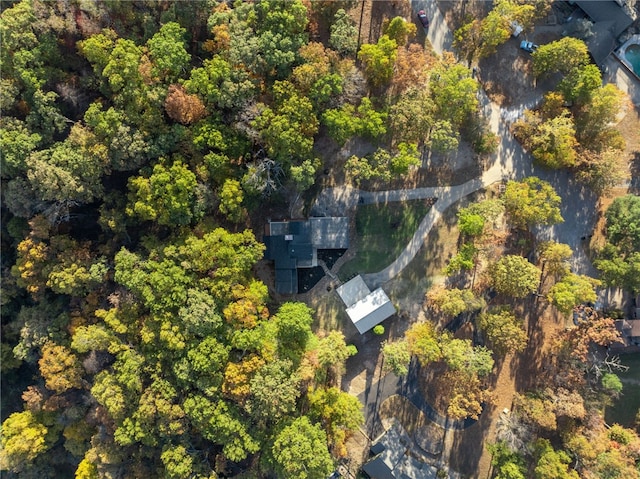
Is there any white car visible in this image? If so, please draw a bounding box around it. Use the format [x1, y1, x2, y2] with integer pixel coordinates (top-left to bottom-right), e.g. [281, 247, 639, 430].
[510, 21, 523, 37]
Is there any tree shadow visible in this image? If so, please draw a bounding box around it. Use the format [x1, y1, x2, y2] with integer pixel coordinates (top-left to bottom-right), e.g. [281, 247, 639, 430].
[511, 298, 550, 392]
[448, 402, 495, 477]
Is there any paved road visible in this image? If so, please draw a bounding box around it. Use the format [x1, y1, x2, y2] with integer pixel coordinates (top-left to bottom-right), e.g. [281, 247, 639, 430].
[358, 359, 476, 433]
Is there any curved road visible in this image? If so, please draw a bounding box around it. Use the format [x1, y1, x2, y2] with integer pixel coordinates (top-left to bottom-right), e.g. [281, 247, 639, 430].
[358, 359, 477, 432]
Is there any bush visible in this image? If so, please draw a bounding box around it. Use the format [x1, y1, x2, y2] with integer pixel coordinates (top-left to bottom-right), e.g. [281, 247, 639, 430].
[373, 325, 385, 335]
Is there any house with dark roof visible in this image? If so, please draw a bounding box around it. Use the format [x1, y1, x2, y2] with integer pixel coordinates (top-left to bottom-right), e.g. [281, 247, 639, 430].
[362, 423, 439, 479]
[263, 217, 349, 294]
[617, 319, 640, 346]
[571, 0, 635, 65]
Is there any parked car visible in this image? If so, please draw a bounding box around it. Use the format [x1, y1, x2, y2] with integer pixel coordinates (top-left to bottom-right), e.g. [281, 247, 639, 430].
[520, 40, 538, 53]
[417, 10, 429, 29]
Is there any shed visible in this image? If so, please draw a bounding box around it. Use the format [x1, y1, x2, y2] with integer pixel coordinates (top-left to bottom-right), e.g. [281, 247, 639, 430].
[346, 288, 397, 335]
[337, 275, 396, 334]
[336, 275, 371, 306]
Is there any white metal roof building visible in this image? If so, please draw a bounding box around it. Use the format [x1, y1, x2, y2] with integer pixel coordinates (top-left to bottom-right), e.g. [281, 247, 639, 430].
[337, 275, 396, 334]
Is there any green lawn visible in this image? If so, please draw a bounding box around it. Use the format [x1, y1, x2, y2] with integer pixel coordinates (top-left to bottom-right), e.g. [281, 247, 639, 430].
[338, 199, 434, 280]
[605, 353, 640, 427]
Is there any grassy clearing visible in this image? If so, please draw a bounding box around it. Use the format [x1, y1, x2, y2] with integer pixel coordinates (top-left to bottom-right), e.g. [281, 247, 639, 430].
[605, 353, 640, 427]
[338, 200, 435, 280]
[386, 202, 460, 305]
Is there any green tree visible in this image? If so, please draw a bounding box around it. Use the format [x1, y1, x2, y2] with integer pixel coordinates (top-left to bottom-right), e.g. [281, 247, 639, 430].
[604, 195, 640, 254]
[538, 241, 573, 278]
[247, 359, 300, 424]
[387, 88, 435, 145]
[345, 147, 404, 185]
[290, 158, 320, 193]
[358, 35, 398, 87]
[113, 378, 186, 448]
[458, 210, 486, 237]
[444, 243, 478, 276]
[489, 255, 541, 298]
[575, 83, 626, 150]
[426, 286, 485, 316]
[455, 0, 535, 62]
[26, 137, 105, 205]
[503, 177, 563, 229]
[126, 159, 202, 226]
[146, 22, 190, 83]
[183, 395, 259, 462]
[71, 324, 119, 354]
[322, 103, 360, 145]
[271, 416, 334, 479]
[0, 411, 52, 472]
[382, 340, 411, 376]
[78, 29, 117, 78]
[429, 60, 479, 127]
[384, 17, 416, 46]
[0, 118, 41, 177]
[533, 439, 579, 479]
[329, 9, 358, 56]
[595, 195, 640, 293]
[595, 246, 640, 293]
[218, 178, 246, 223]
[308, 387, 363, 456]
[315, 330, 355, 381]
[453, 19, 482, 65]
[558, 64, 602, 105]
[440, 335, 494, 376]
[273, 302, 313, 363]
[100, 38, 148, 112]
[429, 120, 460, 153]
[323, 97, 387, 146]
[547, 273, 600, 314]
[355, 97, 387, 139]
[184, 55, 256, 110]
[601, 373, 623, 398]
[477, 308, 527, 355]
[309, 72, 344, 110]
[529, 113, 578, 169]
[532, 37, 589, 78]
[477, 9, 511, 58]
[488, 441, 527, 479]
[390, 142, 421, 174]
[253, 82, 318, 163]
[405, 321, 441, 366]
[253, 0, 309, 79]
[161, 444, 194, 479]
